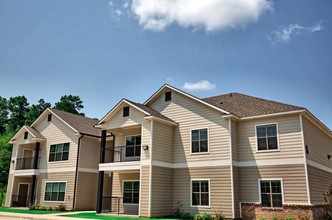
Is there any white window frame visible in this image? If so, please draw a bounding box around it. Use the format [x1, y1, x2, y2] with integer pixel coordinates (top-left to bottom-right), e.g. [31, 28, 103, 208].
[190, 127, 210, 154]
[255, 123, 280, 152]
[124, 135, 142, 159]
[122, 180, 140, 205]
[43, 181, 67, 203]
[190, 179, 210, 208]
[258, 178, 284, 208]
[48, 143, 70, 163]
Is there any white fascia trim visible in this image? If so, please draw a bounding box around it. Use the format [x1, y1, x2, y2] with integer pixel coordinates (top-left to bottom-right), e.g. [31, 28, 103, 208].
[39, 167, 76, 173]
[99, 161, 141, 172]
[240, 110, 306, 120]
[144, 116, 178, 126]
[300, 114, 311, 204]
[78, 167, 99, 173]
[307, 159, 332, 174]
[143, 84, 230, 114]
[173, 160, 231, 168]
[234, 158, 304, 167]
[14, 169, 40, 176]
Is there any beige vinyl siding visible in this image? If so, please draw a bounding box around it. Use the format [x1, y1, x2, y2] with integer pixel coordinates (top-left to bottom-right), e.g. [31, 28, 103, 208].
[112, 172, 140, 215]
[233, 166, 240, 218]
[75, 172, 98, 210]
[302, 116, 332, 167]
[37, 172, 76, 210]
[141, 121, 151, 161]
[238, 114, 303, 161]
[5, 174, 14, 207]
[105, 105, 146, 129]
[151, 166, 173, 216]
[152, 121, 173, 163]
[149, 91, 230, 163]
[173, 166, 232, 218]
[239, 165, 308, 204]
[114, 127, 141, 147]
[307, 165, 332, 204]
[140, 166, 150, 217]
[79, 136, 100, 170]
[34, 114, 78, 169]
[11, 177, 31, 195]
[231, 120, 238, 162]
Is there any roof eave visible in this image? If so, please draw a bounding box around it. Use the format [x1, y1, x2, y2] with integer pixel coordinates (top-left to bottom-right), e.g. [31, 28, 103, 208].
[240, 109, 306, 120]
[144, 115, 178, 126]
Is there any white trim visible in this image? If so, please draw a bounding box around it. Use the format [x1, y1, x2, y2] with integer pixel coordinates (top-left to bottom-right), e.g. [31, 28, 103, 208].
[144, 115, 178, 126]
[10, 126, 45, 144]
[148, 120, 153, 217]
[144, 84, 229, 114]
[190, 127, 209, 154]
[99, 162, 141, 172]
[228, 119, 235, 218]
[122, 180, 140, 205]
[43, 181, 67, 203]
[307, 159, 332, 174]
[47, 142, 70, 164]
[258, 178, 284, 207]
[14, 169, 40, 176]
[190, 179, 211, 208]
[124, 134, 141, 160]
[241, 110, 306, 120]
[235, 158, 304, 167]
[255, 123, 280, 152]
[300, 114, 311, 205]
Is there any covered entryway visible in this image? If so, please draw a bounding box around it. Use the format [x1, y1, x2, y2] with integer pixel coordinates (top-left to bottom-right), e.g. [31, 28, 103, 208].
[15, 183, 29, 207]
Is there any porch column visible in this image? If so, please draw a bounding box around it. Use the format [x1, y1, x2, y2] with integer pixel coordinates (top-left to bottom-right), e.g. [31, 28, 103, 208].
[29, 142, 40, 205]
[96, 130, 106, 213]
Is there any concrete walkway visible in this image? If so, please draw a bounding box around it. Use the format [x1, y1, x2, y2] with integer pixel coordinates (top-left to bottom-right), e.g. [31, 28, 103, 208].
[0, 210, 96, 220]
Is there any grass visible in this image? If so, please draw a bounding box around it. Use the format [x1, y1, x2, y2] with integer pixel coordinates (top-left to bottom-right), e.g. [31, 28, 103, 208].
[1, 193, 5, 206]
[0, 206, 59, 214]
[63, 212, 175, 220]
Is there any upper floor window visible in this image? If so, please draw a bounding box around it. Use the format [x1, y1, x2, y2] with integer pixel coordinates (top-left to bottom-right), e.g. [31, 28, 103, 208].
[123, 181, 139, 204]
[165, 91, 172, 101]
[44, 182, 66, 202]
[49, 143, 69, 162]
[260, 180, 283, 208]
[24, 132, 28, 140]
[256, 124, 278, 151]
[47, 114, 52, 122]
[191, 179, 209, 207]
[191, 128, 208, 153]
[123, 106, 129, 117]
[125, 136, 141, 157]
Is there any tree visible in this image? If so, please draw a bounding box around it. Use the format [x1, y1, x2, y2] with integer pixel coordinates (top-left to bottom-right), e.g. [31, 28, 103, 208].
[54, 95, 85, 116]
[0, 97, 8, 135]
[7, 96, 29, 133]
[0, 133, 13, 188]
[25, 99, 51, 125]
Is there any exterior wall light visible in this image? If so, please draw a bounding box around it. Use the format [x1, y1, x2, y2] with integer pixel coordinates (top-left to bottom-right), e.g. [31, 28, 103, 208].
[142, 145, 149, 150]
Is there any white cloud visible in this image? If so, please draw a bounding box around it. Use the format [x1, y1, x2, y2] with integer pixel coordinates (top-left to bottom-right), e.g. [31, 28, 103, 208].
[183, 80, 216, 91]
[268, 21, 324, 45]
[109, 0, 272, 32]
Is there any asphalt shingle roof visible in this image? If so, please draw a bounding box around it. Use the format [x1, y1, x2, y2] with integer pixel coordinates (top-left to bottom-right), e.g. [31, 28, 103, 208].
[202, 93, 304, 118]
[49, 108, 101, 137]
[24, 125, 45, 139]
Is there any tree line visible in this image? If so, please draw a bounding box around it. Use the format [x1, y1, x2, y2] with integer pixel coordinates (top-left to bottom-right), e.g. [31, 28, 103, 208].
[0, 94, 85, 189]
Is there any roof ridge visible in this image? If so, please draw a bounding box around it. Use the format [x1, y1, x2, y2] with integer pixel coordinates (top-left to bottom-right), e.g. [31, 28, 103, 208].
[50, 108, 98, 122]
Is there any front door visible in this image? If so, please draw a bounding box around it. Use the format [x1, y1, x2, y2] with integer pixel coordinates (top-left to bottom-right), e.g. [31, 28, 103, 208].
[18, 184, 29, 207]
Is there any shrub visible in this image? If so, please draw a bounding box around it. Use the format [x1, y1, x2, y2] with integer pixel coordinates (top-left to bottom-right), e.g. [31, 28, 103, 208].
[272, 218, 280, 220]
[173, 201, 184, 219]
[193, 214, 202, 220]
[193, 213, 211, 220]
[47, 206, 53, 211]
[285, 218, 295, 220]
[39, 206, 47, 211]
[55, 204, 66, 211]
[214, 207, 225, 220]
[324, 184, 332, 218]
[297, 212, 312, 220]
[182, 212, 192, 219]
[28, 204, 36, 210]
[258, 218, 266, 220]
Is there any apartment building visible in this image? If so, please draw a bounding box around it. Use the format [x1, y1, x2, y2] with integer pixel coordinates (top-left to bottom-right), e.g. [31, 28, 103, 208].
[5, 108, 100, 210]
[95, 84, 332, 219]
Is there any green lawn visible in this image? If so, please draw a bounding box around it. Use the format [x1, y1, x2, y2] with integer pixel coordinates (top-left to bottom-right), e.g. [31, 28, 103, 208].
[64, 212, 174, 220]
[0, 206, 59, 214]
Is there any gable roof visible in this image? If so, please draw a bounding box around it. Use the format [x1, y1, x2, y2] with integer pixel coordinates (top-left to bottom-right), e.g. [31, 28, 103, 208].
[48, 108, 101, 137]
[10, 125, 45, 143]
[203, 92, 305, 118]
[97, 99, 176, 126]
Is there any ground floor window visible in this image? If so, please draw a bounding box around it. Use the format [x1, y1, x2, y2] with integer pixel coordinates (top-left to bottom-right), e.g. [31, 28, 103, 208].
[191, 179, 209, 206]
[260, 179, 283, 207]
[123, 181, 139, 204]
[44, 182, 66, 202]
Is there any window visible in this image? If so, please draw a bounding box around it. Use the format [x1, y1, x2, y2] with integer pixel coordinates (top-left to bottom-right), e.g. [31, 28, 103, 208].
[49, 143, 70, 162]
[165, 91, 172, 101]
[47, 114, 52, 122]
[125, 136, 141, 157]
[44, 182, 66, 202]
[260, 180, 282, 208]
[24, 132, 28, 140]
[123, 106, 129, 117]
[192, 180, 209, 206]
[123, 181, 139, 204]
[256, 124, 278, 151]
[191, 128, 208, 153]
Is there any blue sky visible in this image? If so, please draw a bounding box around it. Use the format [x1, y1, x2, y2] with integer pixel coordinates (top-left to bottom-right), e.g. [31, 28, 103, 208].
[0, 0, 331, 129]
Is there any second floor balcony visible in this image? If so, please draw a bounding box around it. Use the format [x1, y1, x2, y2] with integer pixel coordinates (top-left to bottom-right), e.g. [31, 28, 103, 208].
[15, 157, 40, 170]
[104, 146, 141, 163]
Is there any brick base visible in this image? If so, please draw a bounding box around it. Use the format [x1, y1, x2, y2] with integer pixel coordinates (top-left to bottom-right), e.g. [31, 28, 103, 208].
[241, 203, 328, 220]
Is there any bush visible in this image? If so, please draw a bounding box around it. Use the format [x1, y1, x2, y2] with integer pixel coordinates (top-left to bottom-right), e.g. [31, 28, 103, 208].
[193, 213, 211, 220]
[285, 218, 295, 220]
[39, 206, 47, 211]
[47, 206, 53, 211]
[173, 201, 184, 219]
[182, 212, 192, 219]
[55, 204, 66, 211]
[28, 204, 36, 210]
[214, 207, 225, 220]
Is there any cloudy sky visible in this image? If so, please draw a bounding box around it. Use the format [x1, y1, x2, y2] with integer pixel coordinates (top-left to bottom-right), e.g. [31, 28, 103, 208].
[0, 0, 331, 129]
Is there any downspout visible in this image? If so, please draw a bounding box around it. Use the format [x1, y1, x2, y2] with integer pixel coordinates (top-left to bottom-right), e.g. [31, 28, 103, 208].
[73, 134, 83, 210]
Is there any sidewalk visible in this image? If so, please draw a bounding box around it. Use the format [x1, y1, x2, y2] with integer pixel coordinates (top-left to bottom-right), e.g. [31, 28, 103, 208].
[0, 210, 96, 220]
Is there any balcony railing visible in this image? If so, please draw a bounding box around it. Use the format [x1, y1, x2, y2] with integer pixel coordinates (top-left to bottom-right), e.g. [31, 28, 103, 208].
[15, 157, 40, 170]
[101, 196, 138, 215]
[104, 146, 140, 163]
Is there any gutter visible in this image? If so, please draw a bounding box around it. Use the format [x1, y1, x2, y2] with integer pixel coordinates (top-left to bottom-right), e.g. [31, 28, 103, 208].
[73, 134, 83, 210]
